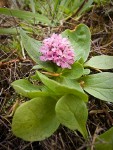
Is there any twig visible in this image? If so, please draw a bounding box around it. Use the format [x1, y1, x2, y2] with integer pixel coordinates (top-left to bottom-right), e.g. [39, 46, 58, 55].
[0, 58, 31, 67]
[102, 105, 113, 125]
[42, 71, 62, 77]
[20, 40, 26, 59]
[91, 126, 103, 150]
[86, 67, 102, 72]
[6, 99, 20, 117]
[89, 109, 104, 114]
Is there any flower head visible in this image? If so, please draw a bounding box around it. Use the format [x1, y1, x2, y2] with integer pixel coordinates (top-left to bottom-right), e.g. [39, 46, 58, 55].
[40, 33, 75, 69]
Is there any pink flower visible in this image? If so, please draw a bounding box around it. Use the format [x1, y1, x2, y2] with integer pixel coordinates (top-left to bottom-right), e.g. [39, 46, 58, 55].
[40, 33, 75, 69]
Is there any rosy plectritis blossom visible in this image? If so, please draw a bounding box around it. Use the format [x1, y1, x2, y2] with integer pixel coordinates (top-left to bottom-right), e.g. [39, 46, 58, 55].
[40, 33, 75, 69]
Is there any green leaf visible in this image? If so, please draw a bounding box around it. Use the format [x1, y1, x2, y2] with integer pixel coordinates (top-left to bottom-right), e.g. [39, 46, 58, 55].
[20, 29, 41, 62]
[30, 71, 41, 81]
[0, 8, 51, 25]
[83, 69, 90, 75]
[62, 24, 91, 62]
[55, 94, 88, 138]
[20, 29, 55, 72]
[78, 58, 84, 64]
[85, 55, 113, 69]
[58, 77, 84, 93]
[37, 71, 88, 102]
[95, 127, 113, 150]
[0, 27, 20, 35]
[78, 0, 93, 15]
[32, 65, 43, 70]
[94, 0, 110, 5]
[62, 62, 84, 79]
[11, 79, 52, 98]
[82, 72, 113, 102]
[12, 97, 59, 141]
[29, 0, 36, 13]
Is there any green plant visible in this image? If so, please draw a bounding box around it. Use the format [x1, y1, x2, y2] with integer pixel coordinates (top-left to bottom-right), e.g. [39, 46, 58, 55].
[0, 0, 93, 27]
[94, 0, 111, 5]
[0, 7, 51, 25]
[11, 24, 113, 146]
[35, 0, 93, 25]
[0, 0, 93, 58]
[94, 127, 113, 150]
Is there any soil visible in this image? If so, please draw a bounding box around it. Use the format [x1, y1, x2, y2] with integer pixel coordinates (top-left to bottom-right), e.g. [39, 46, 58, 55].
[0, 2, 113, 150]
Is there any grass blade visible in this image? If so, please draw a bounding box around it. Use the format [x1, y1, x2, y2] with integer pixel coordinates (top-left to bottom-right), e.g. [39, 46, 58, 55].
[0, 8, 51, 25]
[0, 27, 20, 35]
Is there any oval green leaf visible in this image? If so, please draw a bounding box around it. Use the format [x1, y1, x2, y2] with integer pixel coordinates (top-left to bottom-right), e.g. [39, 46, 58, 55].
[12, 97, 59, 141]
[62, 24, 91, 62]
[85, 55, 113, 69]
[62, 62, 84, 79]
[11, 79, 52, 98]
[82, 72, 113, 102]
[55, 94, 88, 138]
[37, 71, 88, 102]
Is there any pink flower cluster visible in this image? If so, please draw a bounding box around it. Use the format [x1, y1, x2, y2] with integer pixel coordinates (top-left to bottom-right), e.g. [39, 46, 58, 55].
[40, 33, 75, 69]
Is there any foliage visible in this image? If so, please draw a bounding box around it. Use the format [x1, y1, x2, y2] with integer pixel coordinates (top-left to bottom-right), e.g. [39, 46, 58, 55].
[34, 0, 93, 25]
[0, 0, 113, 149]
[94, 0, 111, 5]
[62, 24, 91, 62]
[95, 127, 113, 150]
[0, 7, 51, 25]
[12, 97, 59, 141]
[82, 72, 113, 102]
[0, 0, 93, 63]
[85, 55, 113, 69]
[10, 23, 113, 145]
[0, 0, 93, 28]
